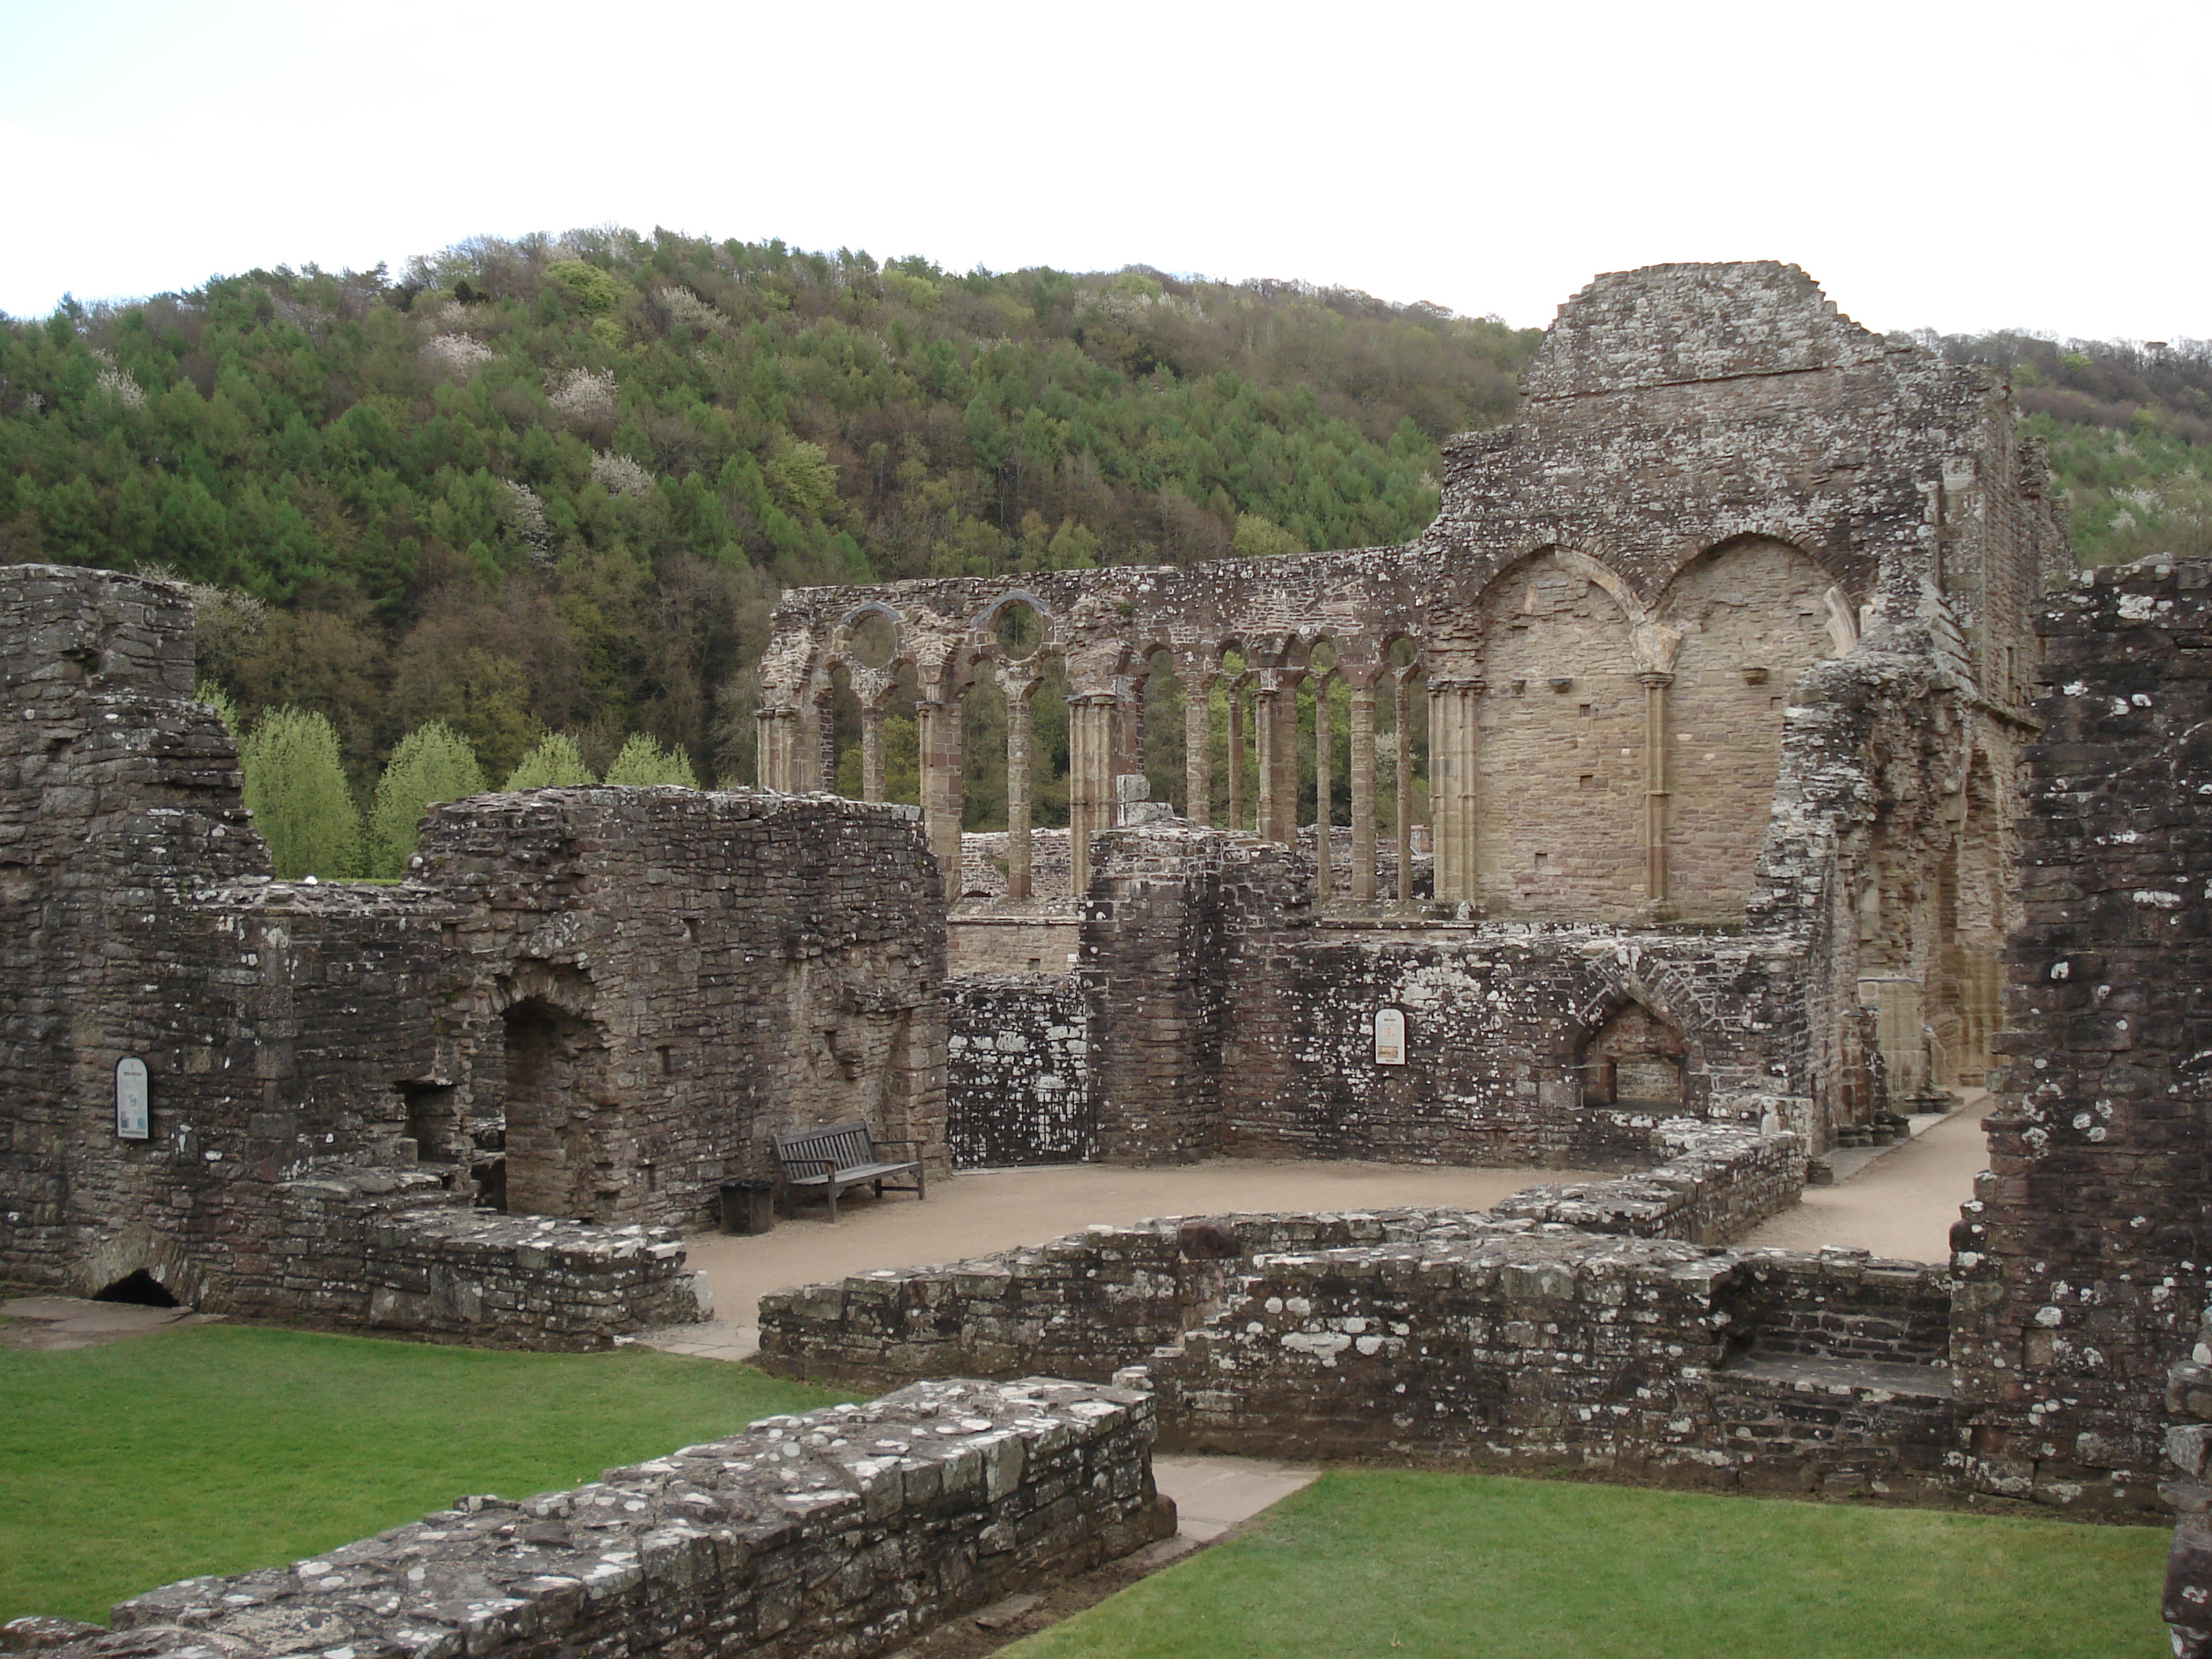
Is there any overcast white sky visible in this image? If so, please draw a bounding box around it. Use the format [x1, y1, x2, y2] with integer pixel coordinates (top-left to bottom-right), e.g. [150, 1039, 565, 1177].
[2, 0, 2205, 341]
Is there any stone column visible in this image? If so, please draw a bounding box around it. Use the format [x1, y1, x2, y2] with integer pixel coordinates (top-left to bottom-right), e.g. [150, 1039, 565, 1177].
[814, 693, 838, 795]
[1426, 679, 1481, 905]
[1005, 679, 1035, 899]
[1116, 676, 1144, 783]
[915, 697, 963, 881]
[1350, 676, 1376, 903]
[1253, 683, 1280, 843]
[1183, 670, 1211, 826]
[1226, 684, 1247, 833]
[1313, 675, 1332, 897]
[1393, 672, 1414, 907]
[1639, 670, 1674, 915]
[1067, 692, 1117, 896]
[859, 704, 885, 802]
[754, 705, 786, 790]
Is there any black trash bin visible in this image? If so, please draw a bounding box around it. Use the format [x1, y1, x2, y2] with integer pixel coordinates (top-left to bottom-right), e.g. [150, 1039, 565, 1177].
[718, 1178, 776, 1236]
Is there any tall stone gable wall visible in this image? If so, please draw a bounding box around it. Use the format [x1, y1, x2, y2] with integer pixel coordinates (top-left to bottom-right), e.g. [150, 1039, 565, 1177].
[1954, 556, 2212, 1512]
[0, 565, 945, 1338]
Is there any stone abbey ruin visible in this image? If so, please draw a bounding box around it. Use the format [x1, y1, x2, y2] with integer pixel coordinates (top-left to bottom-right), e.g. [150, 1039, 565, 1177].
[9, 260, 2212, 1656]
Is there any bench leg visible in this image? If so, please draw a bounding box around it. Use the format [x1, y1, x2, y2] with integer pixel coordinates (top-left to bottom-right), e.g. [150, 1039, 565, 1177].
[917, 1166, 927, 1201]
[826, 1185, 837, 1225]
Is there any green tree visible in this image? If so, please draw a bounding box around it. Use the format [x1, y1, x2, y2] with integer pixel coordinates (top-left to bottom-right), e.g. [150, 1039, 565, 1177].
[603, 733, 699, 787]
[367, 722, 487, 877]
[195, 682, 240, 738]
[504, 731, 597, 790]
[240, 708, 363, 879]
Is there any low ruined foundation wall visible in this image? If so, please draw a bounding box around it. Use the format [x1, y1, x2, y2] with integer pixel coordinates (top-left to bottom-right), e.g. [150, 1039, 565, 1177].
[46, 1378, 1169, 1659]
[756, 1209, 1496, 1391]
[1489, 1120, 1804, 1243]
[211, 1170, 702, 1349]
[945, 978, 1092, 1166]
[1157, 1236, 1954, 1499]
[756, 1203, 1959, 1502]
[759, 1122, 1815, 1396]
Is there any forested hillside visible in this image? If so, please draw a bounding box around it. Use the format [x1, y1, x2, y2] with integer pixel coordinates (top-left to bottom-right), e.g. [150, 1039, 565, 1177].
[1, 227, 2206, 819]
[0, 229, 1529, 793]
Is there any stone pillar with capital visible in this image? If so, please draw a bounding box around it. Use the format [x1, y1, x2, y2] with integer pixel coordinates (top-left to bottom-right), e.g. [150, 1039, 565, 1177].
[859, 705, 885, 802]
[1349, 676, 1377, 903]
[1253, 683, 1280, 843]
[1005, 674, 1035, 899]
[1183, 668, 1212, 827]
[1313, 673, 1333, 897]
[1226, 683, 1247, 833]
[915, 697, 963, 881]
[1639, 669, 1675, 917]
[1067, 691, 1118, 895]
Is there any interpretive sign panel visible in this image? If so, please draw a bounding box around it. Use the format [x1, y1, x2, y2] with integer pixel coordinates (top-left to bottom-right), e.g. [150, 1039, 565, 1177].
[115, 1055, 149, 1140]
[1374, 1006, 1407, 1066]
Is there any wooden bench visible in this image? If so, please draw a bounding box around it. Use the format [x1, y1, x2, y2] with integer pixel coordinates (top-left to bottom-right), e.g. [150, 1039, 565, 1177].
[771, 1121, 927, 1223]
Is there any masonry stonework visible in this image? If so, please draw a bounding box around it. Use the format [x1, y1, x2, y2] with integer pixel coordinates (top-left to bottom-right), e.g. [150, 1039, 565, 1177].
[28, 1379, 1170, 1659]
[0, 563, 946, 1341]
[771, 262, 2064, 1171]
[1952, 555, 2212, 1514]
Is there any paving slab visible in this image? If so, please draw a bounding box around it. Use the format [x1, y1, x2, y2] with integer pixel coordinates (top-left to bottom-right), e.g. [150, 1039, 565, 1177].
[1151, 1453, 1320, 1540]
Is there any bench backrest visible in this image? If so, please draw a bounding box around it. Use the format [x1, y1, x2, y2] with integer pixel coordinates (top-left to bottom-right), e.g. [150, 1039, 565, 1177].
[773, 1121, 877, 1170]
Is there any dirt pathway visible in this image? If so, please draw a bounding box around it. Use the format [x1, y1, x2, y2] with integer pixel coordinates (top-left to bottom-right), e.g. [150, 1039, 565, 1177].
[1735, 1106, 1988, 1262]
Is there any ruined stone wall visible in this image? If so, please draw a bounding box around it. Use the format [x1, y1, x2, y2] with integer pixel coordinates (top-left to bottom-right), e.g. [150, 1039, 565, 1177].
[759, 1124, 1799, 1388]
[1488, 1119, 1803, 1243]
[44, 1378, 1170, 1659]
[1159, 1236, 1953, 1498]
[756, 1210, 1951, 1500]
[960, 830, 1072, 900]
[944, 910, 1080, 976]
[0, 566, 943, 1345]
[945, 978, 1091, 1166]
[753, 264, 2058, 1159]
[1952, 556, 2212, 1515]
[417, 787, 949, 1220]
[1220, 923, 1807, 1166]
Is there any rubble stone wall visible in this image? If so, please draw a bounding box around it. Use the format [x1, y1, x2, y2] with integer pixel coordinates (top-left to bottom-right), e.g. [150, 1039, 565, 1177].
[45, 1379, 1170, 1659]
[758, 1213, 1952, 1500]
[0, 564, 944, 1346]
[945, 978, 1091, 1167]
[1159, 1235, 1954, 1497]
[1953, 556, 2212, 1514]
[758, 1122, 1800, 1389]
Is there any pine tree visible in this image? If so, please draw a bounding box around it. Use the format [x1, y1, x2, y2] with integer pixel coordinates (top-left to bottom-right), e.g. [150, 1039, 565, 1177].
[368, 723, 488, 877]
[240, 708, 363, 879]
[603, 734, 699, 788]
[504, 732, 596, 790]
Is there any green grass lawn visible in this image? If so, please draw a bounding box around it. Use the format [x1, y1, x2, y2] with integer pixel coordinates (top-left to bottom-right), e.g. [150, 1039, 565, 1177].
[0, 1324, 847, 1624]
[1009, 1470, 2170, 1659]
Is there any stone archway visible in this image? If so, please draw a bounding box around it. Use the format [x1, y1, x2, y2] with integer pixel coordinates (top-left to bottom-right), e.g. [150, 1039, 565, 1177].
[1579, 1000, 1689, 1111]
